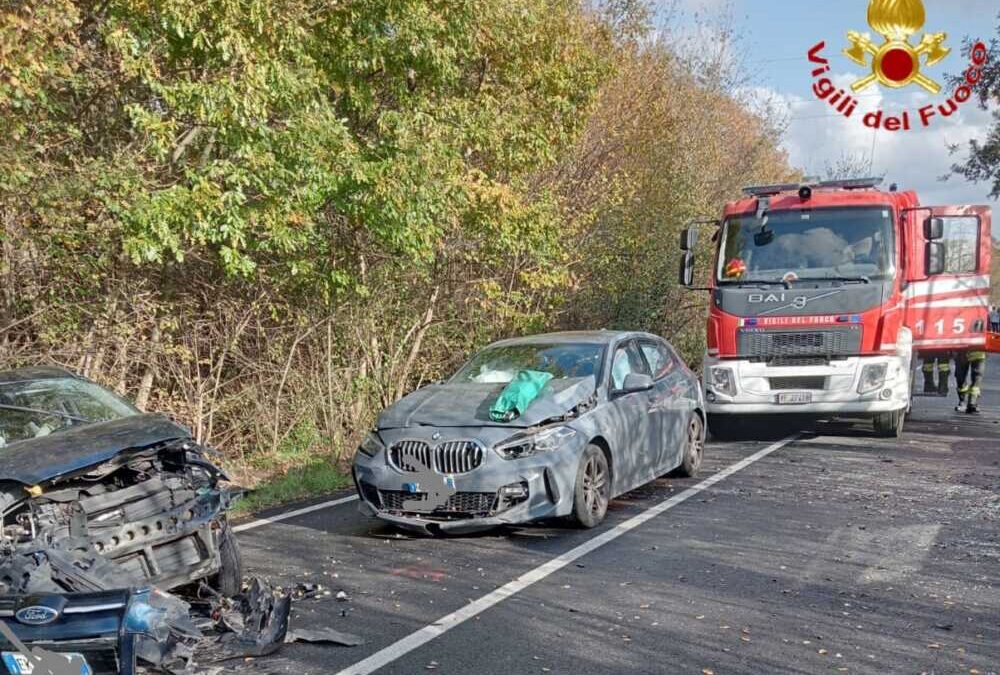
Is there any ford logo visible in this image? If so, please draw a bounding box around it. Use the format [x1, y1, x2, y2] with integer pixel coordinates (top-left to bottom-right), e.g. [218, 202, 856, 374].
[15, 606, 60, 625]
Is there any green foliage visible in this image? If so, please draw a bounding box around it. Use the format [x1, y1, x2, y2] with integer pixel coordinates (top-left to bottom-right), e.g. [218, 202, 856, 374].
[1, 1, 797, 504]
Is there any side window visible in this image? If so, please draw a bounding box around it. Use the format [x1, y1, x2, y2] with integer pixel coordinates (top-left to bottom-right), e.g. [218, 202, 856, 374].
[639, 340, 676, 380]
[941, 216, 979, 273]
[610, 342, 648, 390]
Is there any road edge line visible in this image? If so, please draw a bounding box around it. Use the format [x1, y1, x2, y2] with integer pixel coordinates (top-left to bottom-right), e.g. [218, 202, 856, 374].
[233, 494, 359, 533]
[335, 434, 800, 675]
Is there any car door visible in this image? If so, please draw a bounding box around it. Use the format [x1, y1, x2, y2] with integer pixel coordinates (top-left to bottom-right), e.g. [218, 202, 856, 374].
[605, 339, 659, 492]
[637, 339, 686, 473]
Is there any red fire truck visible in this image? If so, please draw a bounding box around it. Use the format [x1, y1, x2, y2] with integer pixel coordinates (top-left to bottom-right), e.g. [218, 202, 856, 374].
[678, 178, 992, 438]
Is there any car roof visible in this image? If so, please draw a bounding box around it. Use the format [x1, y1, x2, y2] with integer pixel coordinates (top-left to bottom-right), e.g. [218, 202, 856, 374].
[0, 366, 81, 385]
[489, 330, 662, 348]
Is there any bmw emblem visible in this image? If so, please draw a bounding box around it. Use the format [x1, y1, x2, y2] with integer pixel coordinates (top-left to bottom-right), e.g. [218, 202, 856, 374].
[431, 432, 442, 441]
[15, 605, 60, 625]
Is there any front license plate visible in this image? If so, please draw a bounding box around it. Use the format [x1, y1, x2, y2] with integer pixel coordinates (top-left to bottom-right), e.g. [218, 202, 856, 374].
[776, 391, 811, 405]
[2, 651, 92, 675]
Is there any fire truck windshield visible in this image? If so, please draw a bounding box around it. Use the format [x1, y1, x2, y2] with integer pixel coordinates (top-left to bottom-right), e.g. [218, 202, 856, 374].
[717, 206, 894, 284]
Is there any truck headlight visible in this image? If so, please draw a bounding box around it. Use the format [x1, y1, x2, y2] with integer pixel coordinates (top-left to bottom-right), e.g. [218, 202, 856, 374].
[496, 426, 577, 460]
[709, 366, 736, 397]
[858, 363, 887, 394]
[357, 432, 384, 458]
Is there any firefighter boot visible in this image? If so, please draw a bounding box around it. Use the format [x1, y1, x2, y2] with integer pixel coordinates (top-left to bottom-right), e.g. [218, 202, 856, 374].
[956, 387, 969, 412]
[966, 387, 981, 414]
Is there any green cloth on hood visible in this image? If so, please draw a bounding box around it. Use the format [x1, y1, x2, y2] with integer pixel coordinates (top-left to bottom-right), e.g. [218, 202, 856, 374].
[490, 370, 553, 423]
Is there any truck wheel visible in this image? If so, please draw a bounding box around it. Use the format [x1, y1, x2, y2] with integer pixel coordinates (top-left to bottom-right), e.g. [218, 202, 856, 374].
[213, 522, 243, 596]
[674, 414, 705, 478]
[873, 410, 904, 438]
[571, 445, 610, 528]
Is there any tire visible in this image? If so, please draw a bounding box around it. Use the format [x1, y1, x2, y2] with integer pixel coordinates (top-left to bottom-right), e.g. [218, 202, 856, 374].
[873, 409, 904, 438]
[213, 522, 243, 596]
[571, 445, 610, 528]
[674, 414, 705, 478]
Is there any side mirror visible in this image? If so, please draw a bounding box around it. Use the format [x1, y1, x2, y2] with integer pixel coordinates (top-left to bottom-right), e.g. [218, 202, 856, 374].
[678, 251, 695, 287]
[924, 217, 945, 241]
[680, 228, 698, 251]
[621, 373, 655, 393]
[926, 241, 946, 276]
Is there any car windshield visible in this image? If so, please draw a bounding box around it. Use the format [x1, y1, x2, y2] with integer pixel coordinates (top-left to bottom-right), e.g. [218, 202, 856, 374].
[0, 377, 138, 448]
[717, 207, 895, 283]
[451, 343, 604, 384]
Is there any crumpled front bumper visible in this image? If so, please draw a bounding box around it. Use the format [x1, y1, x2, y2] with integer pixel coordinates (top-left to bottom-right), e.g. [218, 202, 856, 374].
[352, 433, 587, 534]
[0, 590, 136, 675]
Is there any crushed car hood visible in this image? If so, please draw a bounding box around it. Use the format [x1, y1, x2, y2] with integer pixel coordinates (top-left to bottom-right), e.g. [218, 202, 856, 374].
[0, 413, 191, 485]
[377, 377, 596, 430]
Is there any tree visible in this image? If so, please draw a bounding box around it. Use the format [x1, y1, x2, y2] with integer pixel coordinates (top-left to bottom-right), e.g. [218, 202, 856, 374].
[951, 16, 1000, 199]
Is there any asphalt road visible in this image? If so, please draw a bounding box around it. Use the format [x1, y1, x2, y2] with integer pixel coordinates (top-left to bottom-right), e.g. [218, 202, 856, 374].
[231, 373, 1000, 675]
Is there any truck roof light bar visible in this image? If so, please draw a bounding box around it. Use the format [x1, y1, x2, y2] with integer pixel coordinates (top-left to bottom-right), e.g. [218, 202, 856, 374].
[742, 177, 884, 197]
[815, 177, 884, 190]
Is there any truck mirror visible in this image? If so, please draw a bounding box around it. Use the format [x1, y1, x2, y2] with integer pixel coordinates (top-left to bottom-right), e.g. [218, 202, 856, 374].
[678, 251, 695, 287]
[680, 228, 698, 251]
[924, 217, 945, 241]
[925, 241, 946, 276]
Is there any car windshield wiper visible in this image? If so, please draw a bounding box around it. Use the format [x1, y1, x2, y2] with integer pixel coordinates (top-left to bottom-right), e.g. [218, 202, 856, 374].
[0, 403, 91, 423]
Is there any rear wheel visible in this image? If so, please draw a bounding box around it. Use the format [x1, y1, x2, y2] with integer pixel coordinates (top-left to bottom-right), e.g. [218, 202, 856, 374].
[674, 414, 705, 478]
[873, 409, 905, 438]
[571, 445, 610, 528]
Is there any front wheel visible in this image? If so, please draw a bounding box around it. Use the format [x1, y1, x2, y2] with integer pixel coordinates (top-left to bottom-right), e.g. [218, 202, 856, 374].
[571, 445, 610, 528]
[212, 522, 243, 596]
[674, 414, 705, 478]
[873, 409, 905, 438]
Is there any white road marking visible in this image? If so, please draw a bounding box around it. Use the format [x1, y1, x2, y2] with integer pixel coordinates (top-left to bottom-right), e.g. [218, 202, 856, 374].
[334, 435, 800, 675]
[233, 495, 358, 533]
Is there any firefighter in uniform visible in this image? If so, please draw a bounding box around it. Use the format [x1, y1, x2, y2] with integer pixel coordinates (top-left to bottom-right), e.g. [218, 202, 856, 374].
[920, 351, 951, 396]
[954, 349, 987, 414]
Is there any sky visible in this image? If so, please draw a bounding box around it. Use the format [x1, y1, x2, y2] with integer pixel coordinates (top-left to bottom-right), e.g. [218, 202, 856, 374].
[667, 0, 998, 205]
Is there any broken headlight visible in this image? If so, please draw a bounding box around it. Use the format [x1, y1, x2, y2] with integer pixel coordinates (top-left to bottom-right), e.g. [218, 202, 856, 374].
[858, 363, 887, 394]
[357, 432, 384, 458]
[495, 426, 577, 460]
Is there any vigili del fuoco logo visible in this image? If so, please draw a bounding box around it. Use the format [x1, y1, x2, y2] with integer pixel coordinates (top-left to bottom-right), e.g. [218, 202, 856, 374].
[806, 0, 987, 131]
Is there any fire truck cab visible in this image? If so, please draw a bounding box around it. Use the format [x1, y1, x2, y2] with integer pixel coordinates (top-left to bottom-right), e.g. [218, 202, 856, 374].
[679, 178, 992, 438]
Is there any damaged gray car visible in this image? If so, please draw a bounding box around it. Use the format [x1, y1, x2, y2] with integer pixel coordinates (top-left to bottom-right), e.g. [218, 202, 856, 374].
[0, 366, 241, 673]
[353, 331, 706, 534]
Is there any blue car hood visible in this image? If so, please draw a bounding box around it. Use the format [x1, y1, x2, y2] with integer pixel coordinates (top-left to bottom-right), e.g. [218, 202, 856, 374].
[0, 414, 191, 485]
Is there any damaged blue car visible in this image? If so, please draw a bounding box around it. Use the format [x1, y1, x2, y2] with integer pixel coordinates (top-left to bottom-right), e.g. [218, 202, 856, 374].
[353, 331, 706, 534]
[0, 367, 242, 674]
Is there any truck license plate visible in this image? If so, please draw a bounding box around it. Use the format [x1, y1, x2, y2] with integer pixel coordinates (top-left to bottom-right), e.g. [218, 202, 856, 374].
[2, 651, 92, 675]
[776, 392, 811, 405]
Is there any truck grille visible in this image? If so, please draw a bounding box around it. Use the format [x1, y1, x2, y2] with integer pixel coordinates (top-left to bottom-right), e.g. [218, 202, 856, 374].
[738, 327, 861, 360]
[389, 440, 484, 475]
[770, 376, 827, 390]
[379, 490, 497, 515]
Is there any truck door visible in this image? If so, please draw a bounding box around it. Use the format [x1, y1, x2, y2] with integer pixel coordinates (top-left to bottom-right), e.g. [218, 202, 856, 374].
[903, 206, 992, 352]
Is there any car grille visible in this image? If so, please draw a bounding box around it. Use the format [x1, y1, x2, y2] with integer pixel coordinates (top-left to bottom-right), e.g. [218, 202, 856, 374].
[379, 490, 497, 515]
[738, 327, 861, 360]
[770, 376, 827, 390]
[389, 440, 484, 475]
[22, 641, 120, 674]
